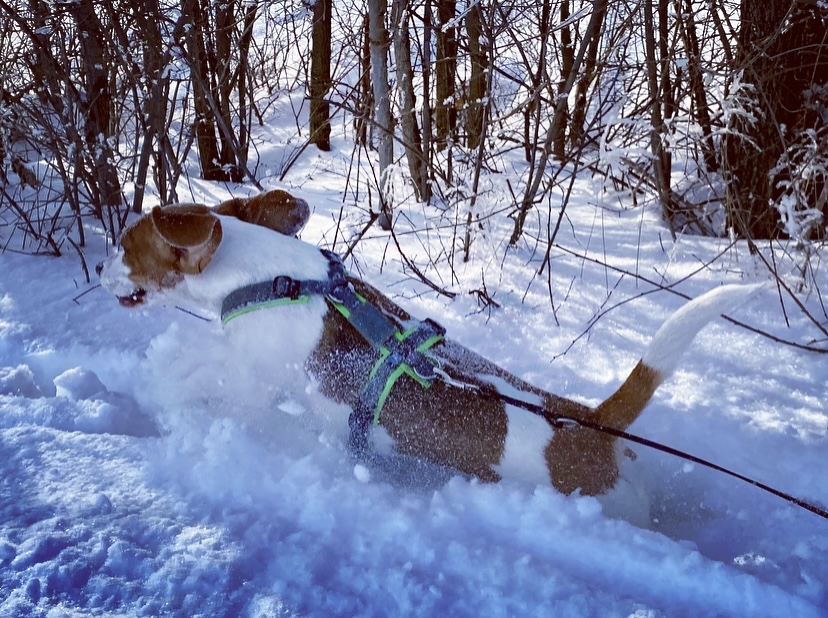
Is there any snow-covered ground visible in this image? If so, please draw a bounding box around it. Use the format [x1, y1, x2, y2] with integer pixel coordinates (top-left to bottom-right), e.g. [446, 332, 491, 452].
[2, 118, 828, 616]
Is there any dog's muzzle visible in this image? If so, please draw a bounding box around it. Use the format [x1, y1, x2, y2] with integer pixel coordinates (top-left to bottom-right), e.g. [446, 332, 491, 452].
[97, 257, 148, 307]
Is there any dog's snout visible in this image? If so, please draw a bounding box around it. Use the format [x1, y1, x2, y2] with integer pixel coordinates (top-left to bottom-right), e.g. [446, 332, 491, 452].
[118, 289, 147, 307]
[95, 262, 104, 277]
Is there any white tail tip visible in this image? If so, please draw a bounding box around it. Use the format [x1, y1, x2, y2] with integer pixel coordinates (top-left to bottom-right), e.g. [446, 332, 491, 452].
[642, 283, 766, 377]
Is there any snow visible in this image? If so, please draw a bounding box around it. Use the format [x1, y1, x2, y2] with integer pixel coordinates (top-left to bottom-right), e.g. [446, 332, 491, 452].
[3, 146, 828, 617]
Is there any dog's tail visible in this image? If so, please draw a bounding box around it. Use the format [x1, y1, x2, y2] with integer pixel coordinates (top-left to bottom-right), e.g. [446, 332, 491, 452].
[594, 283, 765, 430]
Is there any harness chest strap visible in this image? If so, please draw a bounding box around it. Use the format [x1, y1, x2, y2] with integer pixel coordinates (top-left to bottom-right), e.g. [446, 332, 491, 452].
[220, 250, 445, 451]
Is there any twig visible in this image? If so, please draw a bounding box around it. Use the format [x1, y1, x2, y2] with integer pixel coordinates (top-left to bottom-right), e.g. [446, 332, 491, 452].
[72, 283, 100, 304]
[551, 241, 828, 356]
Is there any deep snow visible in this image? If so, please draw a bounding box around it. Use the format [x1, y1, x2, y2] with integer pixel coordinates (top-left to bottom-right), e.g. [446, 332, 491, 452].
[2, 132, 828, 616]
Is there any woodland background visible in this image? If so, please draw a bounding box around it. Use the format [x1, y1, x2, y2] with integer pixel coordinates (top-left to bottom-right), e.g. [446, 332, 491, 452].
[0, 0, 826, 287]
[1, 5, 828, 613]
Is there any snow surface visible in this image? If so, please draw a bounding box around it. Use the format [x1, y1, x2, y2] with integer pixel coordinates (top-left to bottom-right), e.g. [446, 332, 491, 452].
[3, 135, 828, 616]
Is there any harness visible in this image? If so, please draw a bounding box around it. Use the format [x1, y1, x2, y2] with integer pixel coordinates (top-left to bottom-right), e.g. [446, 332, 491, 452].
[221, 249, 446, 455]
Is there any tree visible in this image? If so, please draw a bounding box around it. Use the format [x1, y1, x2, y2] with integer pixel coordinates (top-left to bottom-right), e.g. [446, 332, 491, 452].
[65, 0, 123, 216]
[675, 0, 717, 174]
[434, 0, 457, 151]
[511, 0, 608, 245]
[310, 0, 332, 151]
[553, 0, 571, 159]
[391, 0, 428, 201]
[723, 0, 828, 239]
[464, 2, 487, 152]
[569, 0, 605, 149]
[643, 0, 675, 237]
[367, 0, 394, 228]
[178, 0, 246, 183]
[131, 0, 174, 210]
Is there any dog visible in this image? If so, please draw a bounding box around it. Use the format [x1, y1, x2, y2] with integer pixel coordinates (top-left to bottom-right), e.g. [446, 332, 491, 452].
[98, 189, 759, 506]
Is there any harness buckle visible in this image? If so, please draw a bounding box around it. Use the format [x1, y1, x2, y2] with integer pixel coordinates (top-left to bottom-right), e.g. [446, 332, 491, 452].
[272, 276, 301, 300]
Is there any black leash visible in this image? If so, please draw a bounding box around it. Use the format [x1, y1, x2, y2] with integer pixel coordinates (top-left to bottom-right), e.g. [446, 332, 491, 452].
[440, 372, 828, 521]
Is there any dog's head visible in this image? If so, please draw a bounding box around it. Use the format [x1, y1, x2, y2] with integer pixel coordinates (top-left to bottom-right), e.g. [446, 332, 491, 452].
[98, 190, 310, 307]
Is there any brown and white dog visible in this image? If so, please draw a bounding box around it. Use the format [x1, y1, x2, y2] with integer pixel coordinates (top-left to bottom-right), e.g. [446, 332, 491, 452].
[98, 189, 759, 511]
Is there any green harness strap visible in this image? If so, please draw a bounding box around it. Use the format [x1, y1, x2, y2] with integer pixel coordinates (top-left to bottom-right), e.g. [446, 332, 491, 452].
[328, 296, 444, 423]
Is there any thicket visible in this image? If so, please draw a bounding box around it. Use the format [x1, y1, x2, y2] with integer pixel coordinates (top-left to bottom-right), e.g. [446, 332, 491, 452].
[0, 0, 826, 303]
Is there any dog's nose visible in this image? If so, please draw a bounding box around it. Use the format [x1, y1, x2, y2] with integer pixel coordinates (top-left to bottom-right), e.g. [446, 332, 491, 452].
[95, 262, 104, 277]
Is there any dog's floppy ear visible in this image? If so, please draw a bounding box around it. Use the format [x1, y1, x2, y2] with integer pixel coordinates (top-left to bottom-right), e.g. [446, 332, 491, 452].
[214, 189, 310, 236]
[150, 204, 223, 274]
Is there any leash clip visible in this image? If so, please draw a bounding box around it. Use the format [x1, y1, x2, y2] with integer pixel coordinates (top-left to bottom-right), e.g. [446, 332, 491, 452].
[433, 367, 479, 392]
[552, 417, 582, 430]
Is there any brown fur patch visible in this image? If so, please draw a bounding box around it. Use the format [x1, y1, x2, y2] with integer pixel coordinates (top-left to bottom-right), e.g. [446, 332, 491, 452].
[120, 205, 222, 292]
[309, 278, 663, 493]
[594, 361, 663, 430]
[215, 189, 310, 236]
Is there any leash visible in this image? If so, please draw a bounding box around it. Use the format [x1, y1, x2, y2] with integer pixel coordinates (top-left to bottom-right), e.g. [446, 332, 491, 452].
[221, 250, 828, 521]
[434, 367, 828, 521]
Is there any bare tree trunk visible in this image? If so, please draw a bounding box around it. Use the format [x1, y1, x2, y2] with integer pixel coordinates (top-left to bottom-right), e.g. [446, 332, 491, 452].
[463, 1, 495, 263]
[310, 0, 332, 151]
[723, 0, 828, 239]
[722, 0, 791, 240]
[26, 0, 59, 109]
[368, 0, 393, 228]
[465, 3, 487, 151]
[435, 0, 457, 151]
[354, 15, 371, 145]
[181, 0, 224, 181]
[214, 0, 242, 182]
[522, 0, 551, 163]
[421, 0, 434, 191]
[644, 0, 675, 237]
[554, 0, 572, 159]
[66, 0, 122, 217]
[657, 0, 674, 126]
[237, 2, 258, 172]
[569, 0, 605, 148]
[133, 0, 171, 211]
[392, 0, 427, 201]
[675, 0, 717, 172]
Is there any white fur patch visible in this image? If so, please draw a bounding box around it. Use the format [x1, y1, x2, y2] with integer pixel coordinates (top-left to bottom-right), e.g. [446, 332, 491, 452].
[496, 404, 554, 486]
[643, 283, 765, 376]
[170, 215, 330, 317]
[98, 252, 137, 299]
[484, 375, 554, 486]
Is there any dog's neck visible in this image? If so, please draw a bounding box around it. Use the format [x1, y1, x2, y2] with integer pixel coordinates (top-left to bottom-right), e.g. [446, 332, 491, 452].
[160, 216, 330, 319]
